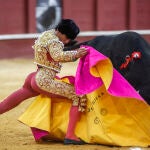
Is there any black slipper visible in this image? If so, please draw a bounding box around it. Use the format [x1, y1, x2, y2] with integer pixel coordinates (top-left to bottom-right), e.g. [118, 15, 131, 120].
[64, 138, 86, 145]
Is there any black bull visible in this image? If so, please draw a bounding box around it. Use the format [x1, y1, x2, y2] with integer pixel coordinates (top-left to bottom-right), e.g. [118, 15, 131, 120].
[64, 31, 150, 104]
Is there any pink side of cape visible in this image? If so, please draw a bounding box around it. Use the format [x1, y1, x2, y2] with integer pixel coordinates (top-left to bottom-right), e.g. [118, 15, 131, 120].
[75, 46, 143, 101]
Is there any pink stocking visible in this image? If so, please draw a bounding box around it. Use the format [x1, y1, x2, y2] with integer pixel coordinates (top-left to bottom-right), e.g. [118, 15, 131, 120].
[65, 106, 81, 141]
[0, 87, 39, 114]
[0, 71, 66, 114]
[0, 72, 39, 114]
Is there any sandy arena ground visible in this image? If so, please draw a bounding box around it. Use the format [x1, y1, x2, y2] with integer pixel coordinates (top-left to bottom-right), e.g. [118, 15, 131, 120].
[0, 58, 149, 150]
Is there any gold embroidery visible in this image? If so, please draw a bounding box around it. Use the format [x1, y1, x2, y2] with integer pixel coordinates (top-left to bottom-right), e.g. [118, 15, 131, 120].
[35, 68, 86, 112]
[33, 29, 87, 112]
[48, 41, 78, 62]
[33, 30, 63, 72]
[33, 29, 78, 72]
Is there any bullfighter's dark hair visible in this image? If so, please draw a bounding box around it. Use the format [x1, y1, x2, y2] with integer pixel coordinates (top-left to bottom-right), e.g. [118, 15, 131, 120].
[55, 19, 80, 40]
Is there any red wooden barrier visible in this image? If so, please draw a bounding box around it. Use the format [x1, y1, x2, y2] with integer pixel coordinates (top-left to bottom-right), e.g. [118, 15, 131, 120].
[26, 0, 36, 33]
[62, 0, 96, 31]
[96, 0, 128, 30]
[129, 0, 150, 29]
[0, 0, 27, 34]
[0, 0, 36, 34]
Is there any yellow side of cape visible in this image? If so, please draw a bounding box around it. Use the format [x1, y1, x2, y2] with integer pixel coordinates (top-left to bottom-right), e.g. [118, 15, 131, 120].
[19, 85, 150, 147]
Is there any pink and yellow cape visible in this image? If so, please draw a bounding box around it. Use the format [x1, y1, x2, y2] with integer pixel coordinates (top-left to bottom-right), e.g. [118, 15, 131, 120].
[19, 46, 150, 147]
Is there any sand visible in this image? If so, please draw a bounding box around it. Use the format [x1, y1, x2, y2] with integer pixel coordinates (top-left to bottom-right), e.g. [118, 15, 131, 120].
[0, 58, 149, 150]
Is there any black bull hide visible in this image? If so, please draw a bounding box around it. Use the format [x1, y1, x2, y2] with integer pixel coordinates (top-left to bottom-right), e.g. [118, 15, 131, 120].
[64, 31, 150, 104]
